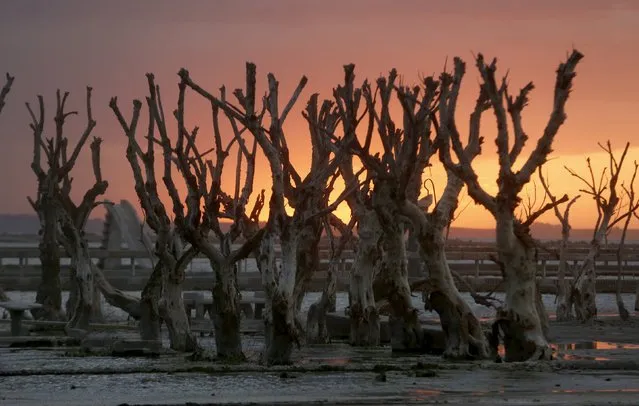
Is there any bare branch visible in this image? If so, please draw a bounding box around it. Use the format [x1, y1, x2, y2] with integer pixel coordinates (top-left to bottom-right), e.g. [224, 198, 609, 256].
[0, 73, 14, 116]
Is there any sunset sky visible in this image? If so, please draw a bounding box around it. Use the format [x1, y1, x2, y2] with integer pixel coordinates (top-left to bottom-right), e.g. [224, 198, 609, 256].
[0, 0, 638, 230]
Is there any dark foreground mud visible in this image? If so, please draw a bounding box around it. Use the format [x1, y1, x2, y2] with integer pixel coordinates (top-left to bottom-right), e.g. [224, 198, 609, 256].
[2, 317, 639, 405]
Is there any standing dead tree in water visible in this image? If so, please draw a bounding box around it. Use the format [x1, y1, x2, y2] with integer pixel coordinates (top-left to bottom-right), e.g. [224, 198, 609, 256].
[336, 64, 491, 357]
[121, 72, 265, 360]
[336, 68, 434, 352]
[305, 214, 355, 344]
[0, 74, 14, 303]
[27, 88, 140, 330]
[614, 160, 639, 321]
[439, 51, 583, 361]
[182, 64, 354, 365]
[110, 75, 201, 351]
[399, 76, 494, 359]
[564, 142, 639, 322]
[329, 66, 384, 347]
[538, 168, 580, 321]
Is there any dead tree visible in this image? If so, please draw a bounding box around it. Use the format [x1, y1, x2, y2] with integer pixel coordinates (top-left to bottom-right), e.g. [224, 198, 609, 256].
[120, 71, 265, 360]
[333, 68, 432, 352]
[565, 142, 639, 322]
[328, 66, 384, 347]
[0, 73, 14, 115]
[538, 168, 580, 321]
[289, 94, 345, 317]
[26, 89, 65, 321]
[335, 64, 492, 357]
[614, 160, 639, 321]
[111, 75, 204, 351]
[0, 74, 13, 302]
[182, 64, 354, 365]
[399, 82, 494, 359]
[305, 214, 355, 344]
[27, 88, 140, 330]
[439, 51, 583, 361]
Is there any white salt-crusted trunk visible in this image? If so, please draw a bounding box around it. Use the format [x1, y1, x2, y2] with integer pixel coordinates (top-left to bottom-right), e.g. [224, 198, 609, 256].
[260, 230, 301, 365]
[373, 180, 422, 352]
[555, 232, 574, 321]
[573, 252, 598, 322]
[348, 211, 382, 346]
[160, 277, 197, 352]
[381, 223, 423, 352]
[422, 247, 489, 359]
[209, 262, 243, 359]
[400, 173, 490, 359]
[573, 215, 610, 322]
[495, 217, 551, 362]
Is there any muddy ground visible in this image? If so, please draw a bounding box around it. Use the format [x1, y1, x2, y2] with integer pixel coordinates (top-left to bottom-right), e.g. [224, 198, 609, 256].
[2, 316, 639, 405]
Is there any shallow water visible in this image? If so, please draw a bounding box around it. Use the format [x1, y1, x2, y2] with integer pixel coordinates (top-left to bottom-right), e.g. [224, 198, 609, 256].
[4, 367, 639, 405]
[4, 290, 637, 323]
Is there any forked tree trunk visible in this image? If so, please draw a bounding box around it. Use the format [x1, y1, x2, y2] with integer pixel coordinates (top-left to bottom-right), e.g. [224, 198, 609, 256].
[421, 242, 490, 359]
[139, 262, 162, 342]
[306, 263, 336, 344]
[33, 210, 64, 320]
[293, 222, 322, 312]
[209, 262, 243, 359]
[348, 211, 382, 346]
[160, 273, 197, 353]
[261, 231, 301, 365]
[495, 221, 551, 362]
[573, 253, 598, 322]
[555, 234, 574, 321]
[401, 172, 490, 359]
[381, 223, 423, 352]
[66, 243, 94, 331]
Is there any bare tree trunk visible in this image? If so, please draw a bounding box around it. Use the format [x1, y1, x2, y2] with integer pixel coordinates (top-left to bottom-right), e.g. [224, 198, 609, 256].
[635, 282, 639, 312]
[555, 227, 573, 321]
[348, 211, 382, 346]
[33, 209, 64, 320]
[139, 262, 162, 341]
[535, 279, 550, 339]
[495, 222, 551, 362]
[381, 223, 423, 352]
[293, 222, 322, 312]
[306, 263, 336, 344]
[616, 251, 630, 321]
[421, 243, 489, 359]
[400, 170, 490, 359]
[93, 264, 141, 318]
[91, 282, 104, 323]
[209, 262, 243, 359]
[66, 243, 94, 331]
[573, 254, 598, 322]
[160, 276, 197, 353]
[261, 231, 301, 365]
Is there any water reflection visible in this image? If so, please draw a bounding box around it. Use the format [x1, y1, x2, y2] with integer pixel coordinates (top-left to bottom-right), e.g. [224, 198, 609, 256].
[496, 341, 637, 361]
[553, 342, 639, 351]
[409, 388, 441, 400]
